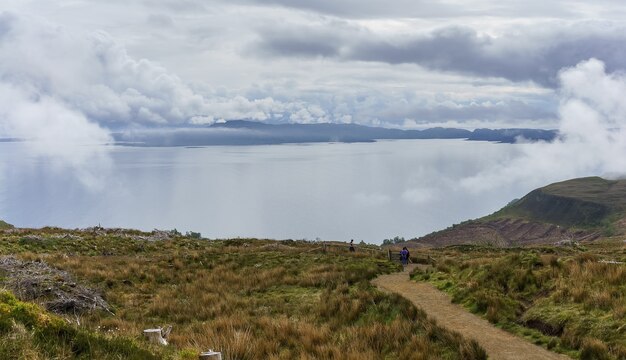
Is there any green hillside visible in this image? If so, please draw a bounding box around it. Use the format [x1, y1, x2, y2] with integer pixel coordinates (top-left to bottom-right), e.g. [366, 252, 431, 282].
[0, 220, 12, 230]
[495, 177, 626, 228]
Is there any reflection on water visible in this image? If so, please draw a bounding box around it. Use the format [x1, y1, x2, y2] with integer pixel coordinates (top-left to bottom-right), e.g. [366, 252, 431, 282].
[0, 140, 532, 243]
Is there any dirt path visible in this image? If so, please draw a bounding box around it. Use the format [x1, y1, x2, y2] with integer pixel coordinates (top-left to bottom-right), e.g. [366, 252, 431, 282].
[372, 265, 570, 360]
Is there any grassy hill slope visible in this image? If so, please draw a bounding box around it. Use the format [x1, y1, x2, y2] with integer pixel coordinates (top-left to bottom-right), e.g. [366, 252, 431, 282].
[412, 177, 626, 247]
[495, 177, 626, 227]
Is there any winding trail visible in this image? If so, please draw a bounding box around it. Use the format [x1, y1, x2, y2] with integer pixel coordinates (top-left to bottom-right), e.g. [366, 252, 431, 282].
[371, 265, 570, 360]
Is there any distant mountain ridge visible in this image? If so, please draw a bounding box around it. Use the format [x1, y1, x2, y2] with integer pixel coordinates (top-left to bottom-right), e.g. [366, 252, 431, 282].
[410, 177, 626, 247]
[113, 120, 557, 147]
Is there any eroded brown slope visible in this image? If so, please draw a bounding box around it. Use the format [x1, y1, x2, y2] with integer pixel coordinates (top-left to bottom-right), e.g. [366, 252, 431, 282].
[410, 218, 599, 248]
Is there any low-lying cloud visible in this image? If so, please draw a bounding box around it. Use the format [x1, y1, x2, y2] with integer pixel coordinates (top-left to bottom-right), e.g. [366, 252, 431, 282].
[460, 58, 626, 193]
[0, 12, 291, 132]
[0, 12, 115, 188]
[0, 83, 112, 189]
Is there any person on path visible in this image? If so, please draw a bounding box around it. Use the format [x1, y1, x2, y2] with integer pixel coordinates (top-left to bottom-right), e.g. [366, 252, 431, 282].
[349, 239, 355, 252]
[400, 247, 409, 267]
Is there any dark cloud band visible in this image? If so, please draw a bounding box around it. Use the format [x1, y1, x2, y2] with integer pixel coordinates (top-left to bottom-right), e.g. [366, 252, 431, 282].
[253, 23, 626, 87]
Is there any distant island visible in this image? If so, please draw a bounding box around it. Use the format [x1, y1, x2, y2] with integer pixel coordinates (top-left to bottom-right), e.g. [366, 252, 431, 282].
[113, 120, 557, 147]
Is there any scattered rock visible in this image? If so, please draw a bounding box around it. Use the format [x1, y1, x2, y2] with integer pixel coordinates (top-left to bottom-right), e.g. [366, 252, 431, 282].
[19, 235, 46, 243]
[148, 230, 172, 241]
[554, 239, 579, 246]
[2, 228, 30, 235]
[77, 226, 173, 242]
[51, 233, 83, 241]
[0, 256, 112, 315]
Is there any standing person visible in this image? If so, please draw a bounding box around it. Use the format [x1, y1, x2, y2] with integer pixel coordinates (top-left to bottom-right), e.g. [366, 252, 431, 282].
[349, 239, 355, 252]
[400, 247, 409, 268]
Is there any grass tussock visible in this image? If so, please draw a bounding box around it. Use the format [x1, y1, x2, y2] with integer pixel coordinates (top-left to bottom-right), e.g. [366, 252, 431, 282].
[412, 241, 626, 359]
[0, 228, 485, 359]
[0, 290, 159, 359]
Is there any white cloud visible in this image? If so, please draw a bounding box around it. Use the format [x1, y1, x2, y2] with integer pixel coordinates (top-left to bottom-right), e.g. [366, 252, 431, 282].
[559, 58, 626, 124]
[289, 104, 329, 124]
[0, 3, 577, 130]
[0, 83, 112, 189]
[459, 58, 626, 193]
[0, 12, 290, 130]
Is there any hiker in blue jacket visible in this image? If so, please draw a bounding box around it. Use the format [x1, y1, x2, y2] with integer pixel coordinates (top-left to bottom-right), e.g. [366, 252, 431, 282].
[400, 247, 409, 267]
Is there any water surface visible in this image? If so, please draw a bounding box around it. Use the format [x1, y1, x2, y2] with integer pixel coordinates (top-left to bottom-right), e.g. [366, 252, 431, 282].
[0, 140, 530, 243]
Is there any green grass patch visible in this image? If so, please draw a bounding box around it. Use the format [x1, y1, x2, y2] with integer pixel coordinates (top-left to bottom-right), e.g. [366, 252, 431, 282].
[413, 241, 626, 359]
[0, 290, 161, 359]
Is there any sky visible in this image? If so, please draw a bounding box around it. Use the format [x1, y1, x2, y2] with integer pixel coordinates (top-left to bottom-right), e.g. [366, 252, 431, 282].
[2, 0, 626, 135]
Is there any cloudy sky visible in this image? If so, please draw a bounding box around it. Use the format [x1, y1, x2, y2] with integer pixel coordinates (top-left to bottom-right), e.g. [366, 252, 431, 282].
[1, 0, 626, 133]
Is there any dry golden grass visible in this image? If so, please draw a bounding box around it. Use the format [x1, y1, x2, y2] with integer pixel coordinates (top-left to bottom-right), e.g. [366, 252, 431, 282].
[0, 230, 485, 359]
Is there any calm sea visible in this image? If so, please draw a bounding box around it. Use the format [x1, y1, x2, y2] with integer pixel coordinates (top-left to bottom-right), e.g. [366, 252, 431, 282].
[0, 139, 531, 243]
